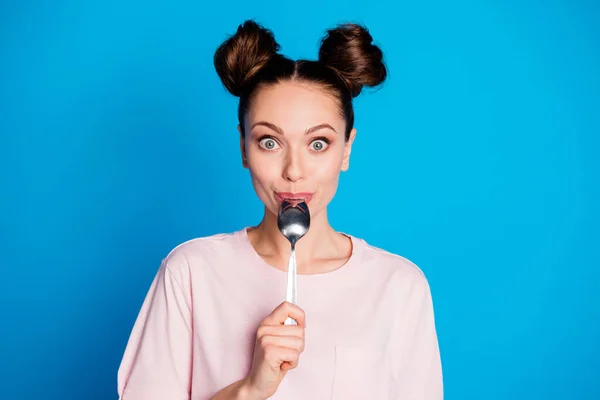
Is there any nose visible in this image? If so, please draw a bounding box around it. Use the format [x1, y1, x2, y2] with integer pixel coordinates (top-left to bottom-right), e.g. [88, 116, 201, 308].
[282, 150, 304, 182]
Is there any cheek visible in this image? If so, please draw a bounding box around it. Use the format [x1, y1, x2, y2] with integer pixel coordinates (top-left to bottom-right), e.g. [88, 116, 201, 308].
[248, 159, 274, 183]
[308, 150, 344, 179]
[304, 155, 344, 208]
[312, 162, 341, 183]
[246, 152, 281, 195]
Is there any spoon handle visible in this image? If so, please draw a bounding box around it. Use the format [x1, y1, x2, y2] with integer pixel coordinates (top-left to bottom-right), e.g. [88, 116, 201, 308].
[284, 246, 297, 325]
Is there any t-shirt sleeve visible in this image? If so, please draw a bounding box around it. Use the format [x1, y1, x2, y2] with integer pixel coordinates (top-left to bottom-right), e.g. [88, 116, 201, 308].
[117, 259, 193, 400]
[395, 272, 444, 399]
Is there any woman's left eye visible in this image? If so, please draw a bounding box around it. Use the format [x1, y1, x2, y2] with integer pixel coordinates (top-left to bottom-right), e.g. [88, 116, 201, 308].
[310, 139, 329, 152]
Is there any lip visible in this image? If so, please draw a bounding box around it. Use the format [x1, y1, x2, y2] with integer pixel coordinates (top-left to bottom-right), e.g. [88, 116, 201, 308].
[275, 192, 314, 204]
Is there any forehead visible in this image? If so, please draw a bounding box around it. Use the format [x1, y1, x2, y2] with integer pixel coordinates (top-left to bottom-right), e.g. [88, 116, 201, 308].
[247, 81, 344, 133]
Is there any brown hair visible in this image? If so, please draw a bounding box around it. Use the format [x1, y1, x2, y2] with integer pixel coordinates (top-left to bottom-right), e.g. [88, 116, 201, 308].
[213, 20, 387, 140]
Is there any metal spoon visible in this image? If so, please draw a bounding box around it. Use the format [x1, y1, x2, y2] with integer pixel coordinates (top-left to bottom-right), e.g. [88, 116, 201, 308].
[277, 200, 310, 325]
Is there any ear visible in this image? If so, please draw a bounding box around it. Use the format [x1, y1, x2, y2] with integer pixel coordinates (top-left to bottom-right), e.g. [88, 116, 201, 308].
[341, 128, 356, 172]
[238, 124, 248, 168]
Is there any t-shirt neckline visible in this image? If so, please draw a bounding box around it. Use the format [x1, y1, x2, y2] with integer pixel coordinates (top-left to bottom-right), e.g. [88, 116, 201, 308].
[235, 226, 364, 281]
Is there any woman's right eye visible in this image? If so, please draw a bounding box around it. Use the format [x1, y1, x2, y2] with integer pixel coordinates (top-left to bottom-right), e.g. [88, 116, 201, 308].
[259, 137, 280, 151]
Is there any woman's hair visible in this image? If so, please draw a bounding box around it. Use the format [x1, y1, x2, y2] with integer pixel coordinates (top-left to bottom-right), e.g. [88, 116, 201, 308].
[214, 20, 387, 140]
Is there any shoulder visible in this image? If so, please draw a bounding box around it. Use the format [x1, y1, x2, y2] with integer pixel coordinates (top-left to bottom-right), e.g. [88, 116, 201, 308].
[354, 235, 430, 289]
[160, 229, 242, 278]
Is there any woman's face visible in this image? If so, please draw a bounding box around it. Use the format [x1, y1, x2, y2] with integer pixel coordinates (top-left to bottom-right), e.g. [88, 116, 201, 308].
[240, 80, 356, 220]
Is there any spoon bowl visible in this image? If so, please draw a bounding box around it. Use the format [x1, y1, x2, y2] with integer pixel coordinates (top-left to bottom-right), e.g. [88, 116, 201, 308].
[277, 201, 310, 247]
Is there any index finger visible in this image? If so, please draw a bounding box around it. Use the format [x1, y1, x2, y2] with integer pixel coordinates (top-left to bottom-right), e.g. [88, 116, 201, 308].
[263, 301, 306, 327]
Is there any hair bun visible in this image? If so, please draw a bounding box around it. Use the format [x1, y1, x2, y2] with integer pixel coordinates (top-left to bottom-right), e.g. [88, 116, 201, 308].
[318, 23, 387, 97]
[214, 20, 280, 97]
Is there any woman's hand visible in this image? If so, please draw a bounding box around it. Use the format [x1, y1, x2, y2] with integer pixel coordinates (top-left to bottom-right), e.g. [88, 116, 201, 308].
[241, 301, 306, 400]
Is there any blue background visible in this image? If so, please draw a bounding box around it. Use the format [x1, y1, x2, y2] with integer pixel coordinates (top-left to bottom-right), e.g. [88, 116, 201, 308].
[1, 1, 599, 399]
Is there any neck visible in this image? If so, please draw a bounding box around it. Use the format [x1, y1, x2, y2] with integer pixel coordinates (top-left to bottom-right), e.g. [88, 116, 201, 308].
[248, 206, 345, 274]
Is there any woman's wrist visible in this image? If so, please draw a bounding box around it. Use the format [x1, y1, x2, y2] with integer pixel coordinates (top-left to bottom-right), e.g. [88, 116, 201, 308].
[234, 377, 264, 400]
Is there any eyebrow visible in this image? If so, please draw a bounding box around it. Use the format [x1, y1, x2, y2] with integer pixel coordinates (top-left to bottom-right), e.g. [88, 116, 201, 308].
[251, 121, 337, 135]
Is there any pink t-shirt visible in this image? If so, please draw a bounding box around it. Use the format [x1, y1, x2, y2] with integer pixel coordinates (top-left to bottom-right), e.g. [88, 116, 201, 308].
[117, 228, 443, 399]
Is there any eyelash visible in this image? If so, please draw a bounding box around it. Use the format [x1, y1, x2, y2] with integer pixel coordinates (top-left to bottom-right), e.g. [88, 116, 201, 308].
[312, 136, 330, 145]
[256, 136, 330, 151]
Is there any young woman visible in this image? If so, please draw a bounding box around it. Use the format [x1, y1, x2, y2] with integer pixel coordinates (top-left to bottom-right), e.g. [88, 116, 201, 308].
[117, 20, 443, 400]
